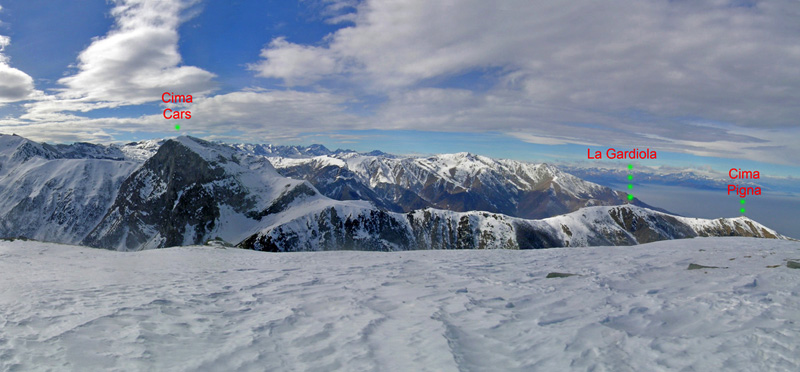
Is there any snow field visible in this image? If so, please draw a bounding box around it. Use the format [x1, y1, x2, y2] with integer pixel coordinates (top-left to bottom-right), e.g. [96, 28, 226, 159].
[0, 237, 799, 371]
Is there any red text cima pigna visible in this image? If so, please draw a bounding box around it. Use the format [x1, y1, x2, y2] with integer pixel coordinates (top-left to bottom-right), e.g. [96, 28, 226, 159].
[728, 168, 761, 198]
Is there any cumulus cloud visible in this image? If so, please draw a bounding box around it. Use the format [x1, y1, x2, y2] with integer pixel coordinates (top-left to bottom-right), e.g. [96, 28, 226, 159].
[3, 1, 360, 145]
[0, 64, 34, 102]
[48, 0, 215, 109]
[248, 37, 340, 85]
[0, 26, 36, 103]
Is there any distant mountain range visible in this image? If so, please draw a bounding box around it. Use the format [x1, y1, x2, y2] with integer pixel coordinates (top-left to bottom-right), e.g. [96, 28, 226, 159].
[265, 151, 665, 219]
[561, 164, 798, 195]
[0, 134, 788, 251]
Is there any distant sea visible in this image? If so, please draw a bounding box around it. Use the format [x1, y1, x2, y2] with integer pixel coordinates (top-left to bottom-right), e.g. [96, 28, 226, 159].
[609, 184, 800, 239]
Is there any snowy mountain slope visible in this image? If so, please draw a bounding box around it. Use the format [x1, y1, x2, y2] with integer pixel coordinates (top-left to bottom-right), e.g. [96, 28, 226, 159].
[0, 134, 62, 172]
[2, 238, 799, 371]
[268, 151, 661, 219]
[0, 135, 139, 244]
[85, 137, 714, 252]
[117, 139, 163, 162]
[53, 142, 126, 160]
[0, 134, 789, 252]
[83, 137, 323, 250]
[240, 203, 786, 252]
[230, 142, 397, 159]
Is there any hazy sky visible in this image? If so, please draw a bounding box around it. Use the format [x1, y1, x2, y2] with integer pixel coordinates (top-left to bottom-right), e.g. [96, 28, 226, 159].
[0, 0, 798, 176]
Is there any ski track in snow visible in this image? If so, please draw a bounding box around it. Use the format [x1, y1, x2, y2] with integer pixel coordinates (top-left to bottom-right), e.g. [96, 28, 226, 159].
[1, 237, 799, 371]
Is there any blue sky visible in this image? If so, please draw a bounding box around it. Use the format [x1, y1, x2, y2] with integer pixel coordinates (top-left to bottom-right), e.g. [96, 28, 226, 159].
[0, 0, 798, 177]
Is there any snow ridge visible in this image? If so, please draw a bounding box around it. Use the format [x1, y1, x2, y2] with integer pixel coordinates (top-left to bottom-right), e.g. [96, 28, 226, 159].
[240, 203, 787, 252]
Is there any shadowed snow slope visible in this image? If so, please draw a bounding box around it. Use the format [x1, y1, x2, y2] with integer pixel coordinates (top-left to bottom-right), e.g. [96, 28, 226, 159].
[0, 135, 138, 244]
[0, 237, 799, 371]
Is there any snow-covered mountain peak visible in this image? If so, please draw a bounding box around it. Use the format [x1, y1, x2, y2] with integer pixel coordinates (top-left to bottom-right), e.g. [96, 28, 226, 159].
[119, 139, 163, 162]
[0, 134, 61, 165]
[230, 142, 358, 159]
[0, 134, 139, 244]
[172, 136, 236, 161]
[0, 133, 27, 152]
[82, 135, 323, 250]
[263, 149, 652, 219]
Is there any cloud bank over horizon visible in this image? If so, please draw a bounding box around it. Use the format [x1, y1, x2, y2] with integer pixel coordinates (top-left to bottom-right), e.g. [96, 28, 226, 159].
[0, 0, 798, 167]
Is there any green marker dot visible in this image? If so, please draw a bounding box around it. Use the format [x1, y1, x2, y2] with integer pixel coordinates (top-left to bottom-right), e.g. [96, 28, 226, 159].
[627, 194, 634, 201]
[740, 199, 746, 205]
[627, 174, 633, 180]
[175, 124, 180, 131]
[740, 207, 746, 214]
[628, 164, 634, 170]
[627, 184, 633, 189]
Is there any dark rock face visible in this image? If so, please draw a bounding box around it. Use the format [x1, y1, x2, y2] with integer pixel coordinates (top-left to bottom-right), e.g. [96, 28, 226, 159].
[239, 207, 411, 252]
[239, 207, 514, 253]
[278, 163, 402, 211]
[83, 139, 257, 250]
[693, 219, 779, 239]
[513, 222, 565, 249]
[54, 142, 125, 160]
[607, 206, 696, 243]
[238, 205, 786, 252]
[405, 211, 516, 251]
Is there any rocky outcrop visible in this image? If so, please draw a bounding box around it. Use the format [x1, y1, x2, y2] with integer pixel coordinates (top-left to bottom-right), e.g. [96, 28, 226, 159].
[82, 137, 316, 250]
[237, 205, 788, 252]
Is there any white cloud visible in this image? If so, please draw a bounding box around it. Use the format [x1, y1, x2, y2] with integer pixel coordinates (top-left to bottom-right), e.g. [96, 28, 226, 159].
[365, 86, 799, 162]
[8, 0, 217, 139]
[248, 37, 340, 86]
[0, 89, 364, 144]
[0, 64, 34, 102]
[187, 89, 364, 137]
[0, 27, 36, 103]
[507, 133, 600, 147]
[46, 0, 215, 110]
[5, 0, 798, 167]
[2, 1, 359, 145]
[244, 0, 800, 164]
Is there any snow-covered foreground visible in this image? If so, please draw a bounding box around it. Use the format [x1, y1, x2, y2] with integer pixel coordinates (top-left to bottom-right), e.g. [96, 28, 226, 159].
[1, 238, 799, 371]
